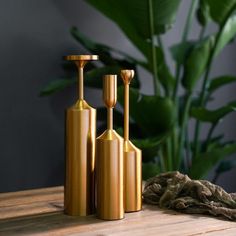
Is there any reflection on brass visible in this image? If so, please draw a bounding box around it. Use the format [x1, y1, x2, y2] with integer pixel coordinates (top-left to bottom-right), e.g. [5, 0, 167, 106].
[121, 70, 142, 212]
[64, 54, 98, 216]
[96, 75, 124, 220]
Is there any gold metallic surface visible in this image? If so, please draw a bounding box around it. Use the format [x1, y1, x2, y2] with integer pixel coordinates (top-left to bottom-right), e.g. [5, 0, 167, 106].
[103, 75, 117, 108]
[64, 55, 98, 216]
[121, 70, 142, 212]
[64, 55, 99, 61]
[96, 75, 124, 220]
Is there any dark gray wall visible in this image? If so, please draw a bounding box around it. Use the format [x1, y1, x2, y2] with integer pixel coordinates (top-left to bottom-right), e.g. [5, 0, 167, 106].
[0, 0, 235, 193]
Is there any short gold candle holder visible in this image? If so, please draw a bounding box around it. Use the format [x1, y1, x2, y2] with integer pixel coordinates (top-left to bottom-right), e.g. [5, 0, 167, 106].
[96, 75, 124, 220]
[64, 55, 98, 216]
[120, 70, 142, 212]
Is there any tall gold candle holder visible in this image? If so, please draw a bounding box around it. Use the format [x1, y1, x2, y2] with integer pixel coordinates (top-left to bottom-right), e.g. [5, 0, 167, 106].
[64, 55, 98, 216]
[96, 75, 124, 220]
[121, 70, 142, 212]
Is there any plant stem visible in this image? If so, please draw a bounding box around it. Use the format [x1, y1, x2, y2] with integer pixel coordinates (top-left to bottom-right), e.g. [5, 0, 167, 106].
[193, 67, 211, 157]
[166, 138, 173, 170]
[205, 123, 217, 151]
[171, 0, 198, 171]
[159, 149, 166, 172]
[157, 33, 173, 170]
[193, 3, 236, 158]
[172, 0, 198, 100]
[176, 93, 192, 169]
[149, 0, 160, 95]
[185, 127, 192, 169]
[212, 172, 219, 184]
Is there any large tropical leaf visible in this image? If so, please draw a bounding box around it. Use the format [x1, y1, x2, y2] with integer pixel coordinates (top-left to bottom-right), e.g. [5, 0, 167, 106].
[182, 4, 236, 92]
[191, 101, 236, 123]
[132, 136, 166, 149]
[97, 107, 124, 127]
[117, 87, 175, 137]
[208, 75, 236, 93]
[205, 0, 236, 24]
[189, 143, 236, 179]
[85, 0, 181, 59]
[71, 26, 143, 65]
[145, 46, 175, 94]
[142, 162, 160, 180]
[40, 64, 141, 96]
[182, 37, 213, 91]
[40, 78, 76, 96]
[196, 0, 211, 26]
[170, 41, 195, 64]
[214, 13, 236, 57]
[215, 159, 236, 175]
[84, 65, 140, 88]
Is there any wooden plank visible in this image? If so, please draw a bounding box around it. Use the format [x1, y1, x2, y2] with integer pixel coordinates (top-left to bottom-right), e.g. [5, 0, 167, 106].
[0, 186, 63, 207]
[0, 187, 236, 236]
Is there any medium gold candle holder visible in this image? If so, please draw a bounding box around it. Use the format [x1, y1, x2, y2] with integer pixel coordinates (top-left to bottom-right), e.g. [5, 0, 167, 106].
[96, 75, 124, 220]
[120, 70, 142, 212]
[64, 55, 98, 216]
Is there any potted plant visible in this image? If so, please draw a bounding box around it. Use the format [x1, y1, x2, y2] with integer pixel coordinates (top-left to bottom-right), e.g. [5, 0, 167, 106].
[41, 0, 236, 181]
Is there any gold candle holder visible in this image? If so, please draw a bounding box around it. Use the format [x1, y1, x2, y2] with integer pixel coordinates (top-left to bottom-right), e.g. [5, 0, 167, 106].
[64, 55, 98, 216]
[121, 70, 142, 212]
[96, 75, 124, 220]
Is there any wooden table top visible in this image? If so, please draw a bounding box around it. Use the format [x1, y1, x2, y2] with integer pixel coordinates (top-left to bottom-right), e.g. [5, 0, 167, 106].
[0, 186, 236, 236]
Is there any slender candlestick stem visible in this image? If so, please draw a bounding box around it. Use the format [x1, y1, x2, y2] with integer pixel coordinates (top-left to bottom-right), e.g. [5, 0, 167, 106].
[121, 69, 134, 141]
[64, 55, 98, 100]
[107, 108, 113, 130]
[78, 67, 84, 100]
[124, 84, 129, 141]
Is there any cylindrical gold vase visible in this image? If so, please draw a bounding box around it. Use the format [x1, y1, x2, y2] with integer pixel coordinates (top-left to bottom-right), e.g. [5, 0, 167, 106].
[124, 141, 142, 212]
[96, 75, 124, 220]
[121, 70, 142, 212]
[64, 55, 98, 216]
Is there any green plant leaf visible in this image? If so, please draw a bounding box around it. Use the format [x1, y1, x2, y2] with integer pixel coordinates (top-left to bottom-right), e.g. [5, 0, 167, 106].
[132, 136, 166, 149]
[196, 0, 211, 26]
[204, 135, 224, 152]
[191, 101, 236, 123]
[71, 26, 142, 65]
[86, 0, 181, 37]
[179, 9, 236, 92]
[157, 56, 175, 94]
[142, 162, 160, 180]
[85, 0, 181, 59]
[205, 0, 236, 24]
[208, 75, 236, 93]
[170, 41, 195, 64]
[214, 13, 236, 57]
[146, 46, 175, 94]
[40, 64, 141, 96]
[182, 37, 214, 91]
[40, 78, 76, 96]
[189, 143, 236, 179]
[85, 65, 124, 88]
[117, 87, 175, 137]
[215, 159, 236, 175]
[97, 107, 124, 127]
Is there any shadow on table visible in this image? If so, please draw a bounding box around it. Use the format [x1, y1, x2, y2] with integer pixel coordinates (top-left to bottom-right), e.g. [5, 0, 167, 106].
[143, 203, 231, 222]
[0, 203, 104, 235]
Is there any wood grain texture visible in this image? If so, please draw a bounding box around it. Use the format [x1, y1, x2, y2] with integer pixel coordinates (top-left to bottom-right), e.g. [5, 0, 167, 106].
[0, 186, 236, 236]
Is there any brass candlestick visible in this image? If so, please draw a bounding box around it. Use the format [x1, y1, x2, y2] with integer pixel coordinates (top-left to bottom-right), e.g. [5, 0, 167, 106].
[96, 75, 124, 220]
[64, 55, 98, 216]
[121, 70, 142, 212]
